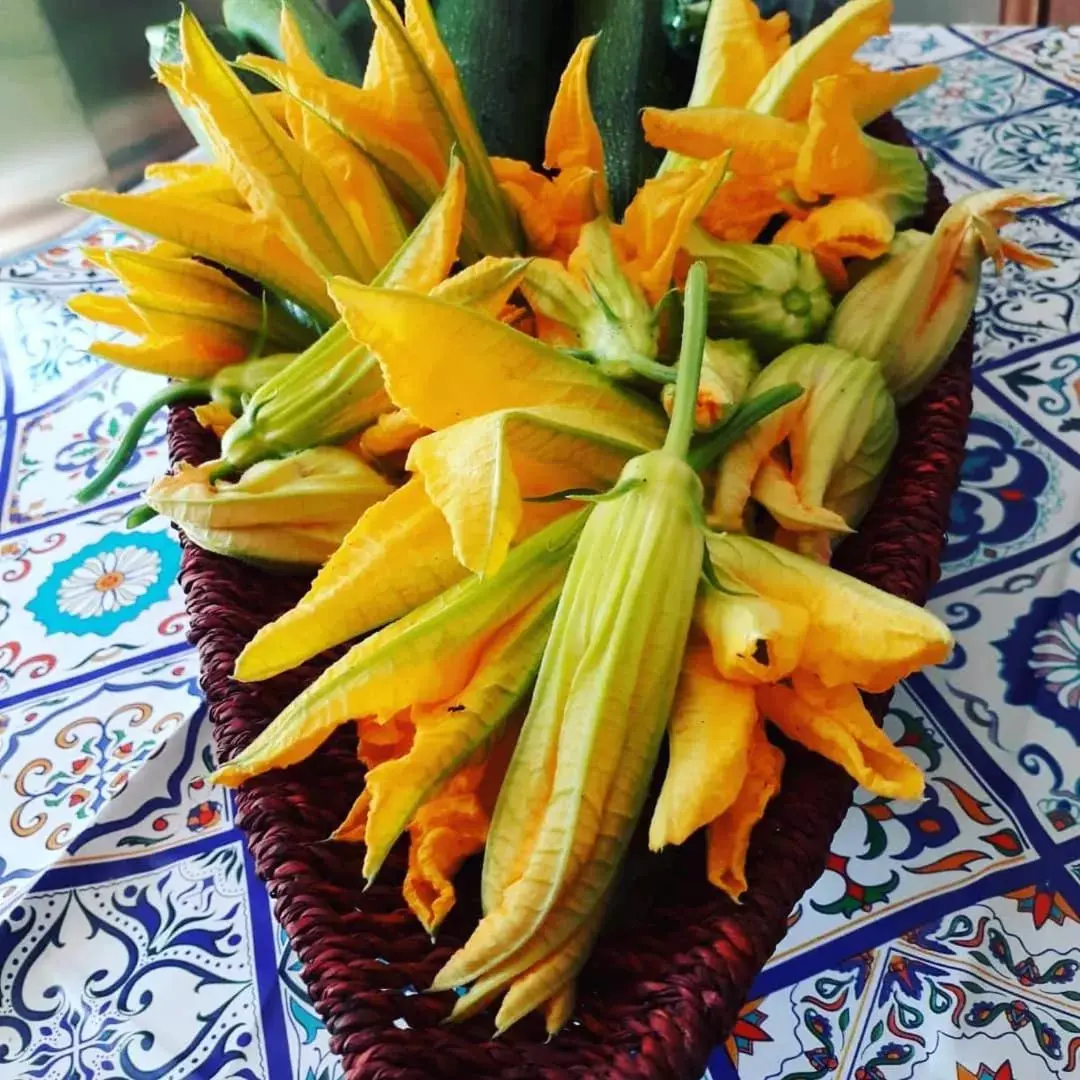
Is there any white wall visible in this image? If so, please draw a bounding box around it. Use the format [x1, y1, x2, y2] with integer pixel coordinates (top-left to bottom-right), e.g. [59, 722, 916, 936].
[893, 0, 1003, 22]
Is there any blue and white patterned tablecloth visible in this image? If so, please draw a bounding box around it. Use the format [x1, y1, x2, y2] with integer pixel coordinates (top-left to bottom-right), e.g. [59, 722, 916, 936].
[0, 24, 1078, 1080]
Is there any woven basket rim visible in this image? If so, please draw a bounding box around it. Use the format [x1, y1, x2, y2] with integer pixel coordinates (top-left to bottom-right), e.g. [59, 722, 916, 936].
[168, 112, 973, 1080]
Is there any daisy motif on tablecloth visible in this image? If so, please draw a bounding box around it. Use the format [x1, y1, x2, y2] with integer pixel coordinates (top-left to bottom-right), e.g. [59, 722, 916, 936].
[56, 545, 160, 618]
[26, 530, 179, 637]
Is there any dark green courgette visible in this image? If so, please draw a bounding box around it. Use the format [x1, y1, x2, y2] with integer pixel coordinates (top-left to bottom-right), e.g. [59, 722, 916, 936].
[436, 0, 570, 165]
[574, 0, 681, 220]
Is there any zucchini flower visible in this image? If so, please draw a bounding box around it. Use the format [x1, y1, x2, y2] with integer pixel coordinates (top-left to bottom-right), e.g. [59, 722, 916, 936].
[651, 533, 952, 899]
[232, 282, 667, 683]
[746, 0, 930, 122]
[145, 447, 393, 567]
[237, 0, 521, 258]
[431, 264, 714, 1035]
[693, 239, 833, 357]
[828, 189, 1065, 404]
[774, 75, 929, 288]
[220, 155, 470, 470]
[212, 509, 587, 927]
[661, 338, 760, 429]
[68, 247, 314, 378]
[642, 0, 937, 267]
[490, 35, 608, 262]
[712, 343, 897, 539]
[520, 155, 728, 381]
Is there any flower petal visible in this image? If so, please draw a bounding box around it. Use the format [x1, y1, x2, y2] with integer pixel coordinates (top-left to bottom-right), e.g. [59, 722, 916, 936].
[842, 61, 940, 126]
[545, 35, 606, 201]
[379, 155, 466, 292]
[407, 404, 656, 576]
[327, 282, 667, 439]
[179, 11, 379, 282]
[404, 768, 489, 934]
[214, 511, 583, 785]
[689, 0, 790, 109]
[758, 673, 925, 800]
[751, 456, 854, 534]
[234, 477, 465, 682]
[748, 0, 892, 120]
[706, 719, 783, 900]
[696, 582, 808, 684]
[642, 107, 803, 175]
[62, 189, 334, 321]
[706, 533, 953, 692]
[430, 256, 531, 318]
[358, 591, 555, 881]
[649, 634, 757, 849]
[617, 154, 730, 302]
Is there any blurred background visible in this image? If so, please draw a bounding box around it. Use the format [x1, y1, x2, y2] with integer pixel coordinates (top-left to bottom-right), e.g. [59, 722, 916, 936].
[0, 0, 1073, 257]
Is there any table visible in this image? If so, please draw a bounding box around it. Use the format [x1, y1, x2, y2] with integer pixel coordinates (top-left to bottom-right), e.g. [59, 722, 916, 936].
[0, 24, 1077, 1080]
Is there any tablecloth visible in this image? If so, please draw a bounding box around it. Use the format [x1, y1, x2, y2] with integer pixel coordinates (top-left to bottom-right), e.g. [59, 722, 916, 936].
[0, 23, 1077, 1080]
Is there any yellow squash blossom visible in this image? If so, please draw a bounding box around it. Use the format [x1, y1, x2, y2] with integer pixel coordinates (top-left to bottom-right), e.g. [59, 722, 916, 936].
[406, 404, 659, 577]
[328, 281, 667, 437]
[520, 155, 728, 382]
[650, 531, 950, 900]
[711, 344, 897, 539]
[174, 10, 403, 285]
[214, 509, 584, 784]
[776, 74, 928, 286]
[686, 0, 790, 111]
[219, 155, 469, 471]
[63, 186, 335, 323]
[435, 270, 714, 1028]
[491, 35, 607, 261]
[239, 0, 519, 258]
[829, 189, 1064, 402]
[747, 0, 893, 121]
[145, 448, 393, 567]
[68, 247, 313, 379]
[644, 72, 927, 269]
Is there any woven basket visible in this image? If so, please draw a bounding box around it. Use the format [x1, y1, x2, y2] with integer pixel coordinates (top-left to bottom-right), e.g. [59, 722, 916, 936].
[169, 113, 972, 1080]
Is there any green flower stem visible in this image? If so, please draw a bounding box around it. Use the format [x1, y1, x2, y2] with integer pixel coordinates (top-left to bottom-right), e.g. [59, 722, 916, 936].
[126, 503, 160, 529]
[687, 383, 804, 473]
[76, 379, 210, 504]
[664, 261, 709, 460]
[625, 353, 678, 384]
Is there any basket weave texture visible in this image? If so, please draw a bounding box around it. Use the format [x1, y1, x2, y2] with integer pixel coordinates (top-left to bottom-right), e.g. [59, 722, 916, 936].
[169, 114, 972, 1080]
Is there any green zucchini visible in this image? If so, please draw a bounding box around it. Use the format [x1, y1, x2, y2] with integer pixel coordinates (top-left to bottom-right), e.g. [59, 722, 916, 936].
[222, 0, 366, 84]
[436, 0, 570, 165]
[573, 0, 681, 220]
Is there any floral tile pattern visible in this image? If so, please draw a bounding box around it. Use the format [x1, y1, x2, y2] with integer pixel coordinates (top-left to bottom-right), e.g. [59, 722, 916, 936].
[1, 514, 187, 699]
[726, 885, 1080, 1080]
[0, 842, 271, 1080]
[1, 26, 1079, 1080]
[893, 51, 1071, 141]
[766, 685, 1036, 971]
[936, 103, 1080, 203]
[991, 27, 1080, 91]
[3, 365, 171, 529]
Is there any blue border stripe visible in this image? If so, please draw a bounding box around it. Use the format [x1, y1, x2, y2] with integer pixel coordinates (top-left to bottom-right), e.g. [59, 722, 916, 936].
[975, 371, 1080, 472]
[934, 520, 1080, 598]
[906, 674, 1068, 858]
[0, 641, 195, 711]
[750, 858, 1056, 999]
[240, 839, 297, 1080]
[1, 490, 145, 541]
[28, 829, 241, 891]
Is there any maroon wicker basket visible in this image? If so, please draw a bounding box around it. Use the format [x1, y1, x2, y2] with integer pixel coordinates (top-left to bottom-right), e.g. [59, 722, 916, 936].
[170, 114, 972, 1080]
